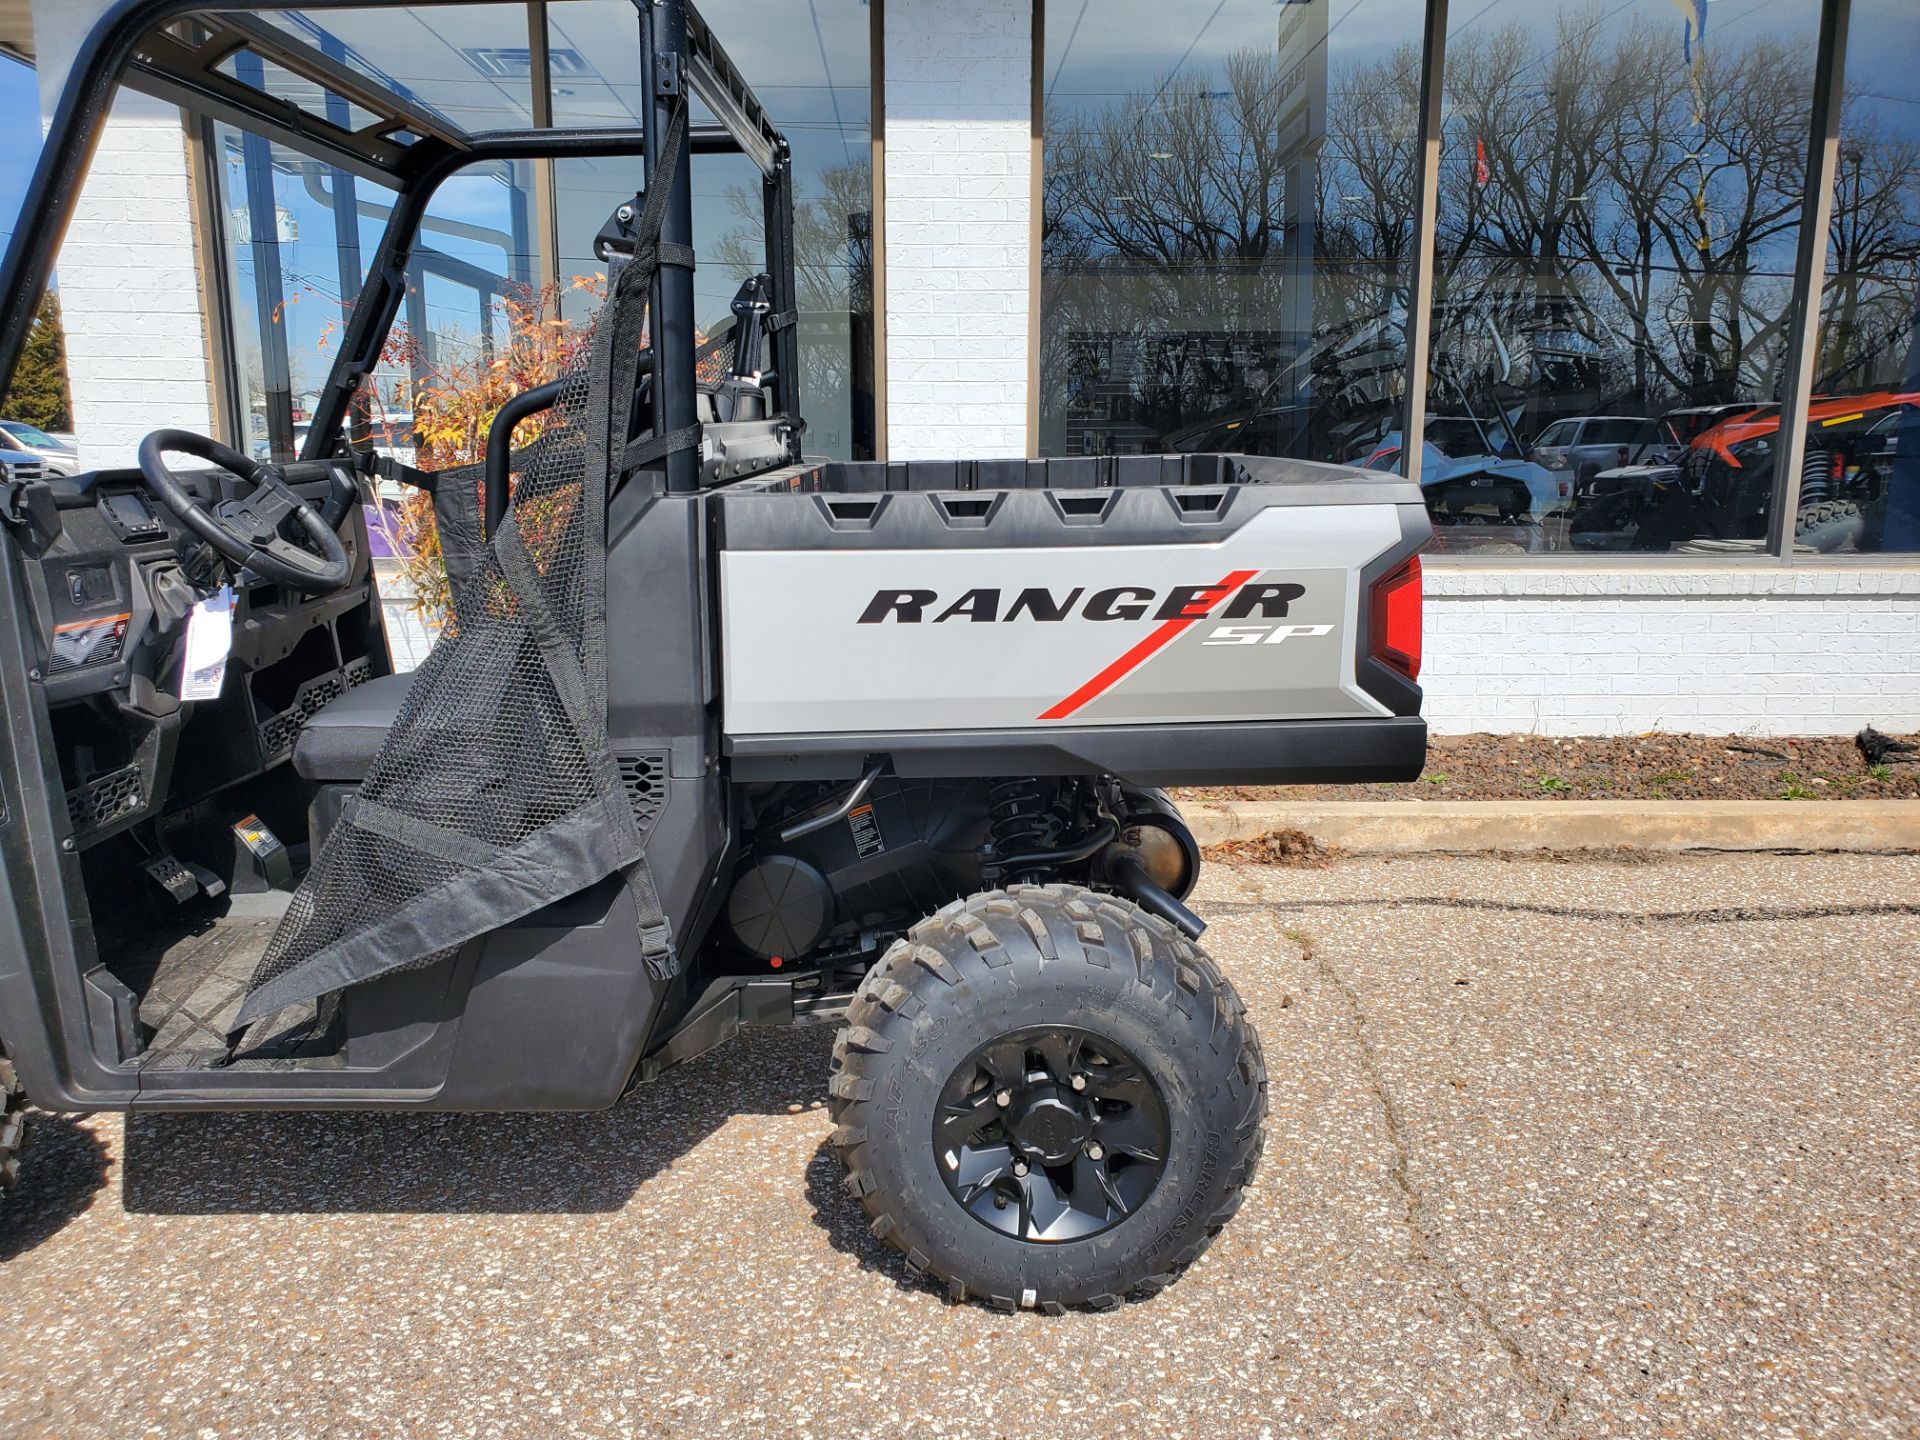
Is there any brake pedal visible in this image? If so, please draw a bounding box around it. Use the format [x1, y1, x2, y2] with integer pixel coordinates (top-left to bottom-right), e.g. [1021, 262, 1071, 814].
[142, 853, 201, 903]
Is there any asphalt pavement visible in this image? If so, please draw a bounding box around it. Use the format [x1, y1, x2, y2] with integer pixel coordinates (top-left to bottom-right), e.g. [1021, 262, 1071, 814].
[3, 851, 1916, 1439]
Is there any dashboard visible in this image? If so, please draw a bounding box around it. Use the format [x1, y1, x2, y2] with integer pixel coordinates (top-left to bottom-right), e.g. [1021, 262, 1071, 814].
[26, 464, 372, 706]
[22, 461, 385, 849]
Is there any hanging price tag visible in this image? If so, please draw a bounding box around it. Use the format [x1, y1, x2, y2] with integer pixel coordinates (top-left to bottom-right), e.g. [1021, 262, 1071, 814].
[179, 586, 234, 701]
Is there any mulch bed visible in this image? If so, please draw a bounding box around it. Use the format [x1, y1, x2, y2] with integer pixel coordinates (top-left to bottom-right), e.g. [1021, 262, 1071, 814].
[1175, 731, 1920, 805]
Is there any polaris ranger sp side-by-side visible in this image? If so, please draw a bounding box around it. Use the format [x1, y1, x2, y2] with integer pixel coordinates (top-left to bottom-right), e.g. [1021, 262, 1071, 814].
[0, 0, 1428, 1308]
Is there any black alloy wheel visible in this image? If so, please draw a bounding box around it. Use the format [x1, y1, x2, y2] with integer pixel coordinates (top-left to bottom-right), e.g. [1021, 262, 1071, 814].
[829, 884, 1268, 1311]
[934, 1026, 1170, 1243]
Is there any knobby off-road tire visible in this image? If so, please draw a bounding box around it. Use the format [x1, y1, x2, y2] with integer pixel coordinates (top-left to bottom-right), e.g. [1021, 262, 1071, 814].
[1795, 499, 1866, 554]
[827, 884, 1267, 1312]
[0, 1044, 27, 1197]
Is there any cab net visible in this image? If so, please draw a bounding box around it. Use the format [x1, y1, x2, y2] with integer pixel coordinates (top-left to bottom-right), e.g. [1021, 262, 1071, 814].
[231, 110, 689, 1035]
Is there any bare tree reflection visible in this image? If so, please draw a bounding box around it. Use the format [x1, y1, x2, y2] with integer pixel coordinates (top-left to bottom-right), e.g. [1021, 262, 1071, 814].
[1041, 8, 1919, 456]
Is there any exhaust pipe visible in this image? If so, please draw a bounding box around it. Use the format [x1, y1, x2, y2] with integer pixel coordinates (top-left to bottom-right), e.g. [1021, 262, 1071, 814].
[1105, 851, 1206, 940]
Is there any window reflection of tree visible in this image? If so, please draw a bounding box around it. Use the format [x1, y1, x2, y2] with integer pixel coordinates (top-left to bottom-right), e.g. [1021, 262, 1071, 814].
[1040, 14, 1919, 454]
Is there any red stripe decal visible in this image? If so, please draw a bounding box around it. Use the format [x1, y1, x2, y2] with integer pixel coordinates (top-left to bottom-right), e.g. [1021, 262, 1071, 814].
[1037, 570, 1259, 721]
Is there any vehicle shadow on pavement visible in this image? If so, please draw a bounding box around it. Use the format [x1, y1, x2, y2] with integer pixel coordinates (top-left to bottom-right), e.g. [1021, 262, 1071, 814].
[800, 1138, 942, 1302]
[117, 1025, 838, 1215]
[3, 1112, 111, 1261]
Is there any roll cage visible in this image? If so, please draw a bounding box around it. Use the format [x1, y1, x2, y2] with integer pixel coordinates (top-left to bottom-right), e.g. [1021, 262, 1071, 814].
[0, 0, 801, 495]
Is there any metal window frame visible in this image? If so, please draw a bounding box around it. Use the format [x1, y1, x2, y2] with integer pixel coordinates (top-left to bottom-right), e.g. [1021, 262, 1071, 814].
[184, 110, 245, 449]
[1025, 0, 1043, 459]
[1400, 0, 1448, 496]
[1769, 0, 1853, 563]
[869, 0, 888, 461]
[526, 0, 563, 299]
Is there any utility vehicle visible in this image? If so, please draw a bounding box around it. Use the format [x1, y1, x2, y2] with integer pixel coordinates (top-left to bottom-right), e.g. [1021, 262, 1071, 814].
[0, 0, 1428, 1308]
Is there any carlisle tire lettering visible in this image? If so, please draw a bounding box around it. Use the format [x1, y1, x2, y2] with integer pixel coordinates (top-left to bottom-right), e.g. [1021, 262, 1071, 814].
[858, 580, 1305, 624]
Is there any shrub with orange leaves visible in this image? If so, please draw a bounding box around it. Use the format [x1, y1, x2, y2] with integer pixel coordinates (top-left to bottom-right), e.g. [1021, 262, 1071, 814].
[385, 278, 603, 620]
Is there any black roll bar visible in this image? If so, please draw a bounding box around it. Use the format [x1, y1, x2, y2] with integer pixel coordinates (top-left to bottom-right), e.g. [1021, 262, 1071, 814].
[483, 379, 564, 539]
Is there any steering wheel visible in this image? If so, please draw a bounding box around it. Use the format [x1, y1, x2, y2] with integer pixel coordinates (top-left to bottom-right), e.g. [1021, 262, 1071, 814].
[136, 429, 353, 593]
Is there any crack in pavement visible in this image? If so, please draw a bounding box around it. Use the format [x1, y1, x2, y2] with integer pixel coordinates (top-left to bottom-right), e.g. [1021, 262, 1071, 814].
[1206, 895, 1920, 926]
[1285, 915, 1583, 1432]
[1228, 856, 1589, 1436]
[1206, 867, 1912, 1430]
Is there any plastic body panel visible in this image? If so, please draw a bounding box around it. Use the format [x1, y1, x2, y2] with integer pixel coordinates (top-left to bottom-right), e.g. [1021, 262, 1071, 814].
[713, 454, 1429, 781]
[727, 716, 1427, 785]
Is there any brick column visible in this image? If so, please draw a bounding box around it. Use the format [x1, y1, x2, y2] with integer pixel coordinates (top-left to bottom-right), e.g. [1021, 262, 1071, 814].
[883, 0, 1032, 460]
[32, 0, 219, 472]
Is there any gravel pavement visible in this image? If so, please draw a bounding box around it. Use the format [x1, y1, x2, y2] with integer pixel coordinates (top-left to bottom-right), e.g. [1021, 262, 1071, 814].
[3, 851, 1916, 1439]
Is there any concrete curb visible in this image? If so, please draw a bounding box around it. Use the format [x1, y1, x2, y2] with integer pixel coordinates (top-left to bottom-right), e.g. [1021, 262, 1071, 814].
[1183, 799, 1920, 854]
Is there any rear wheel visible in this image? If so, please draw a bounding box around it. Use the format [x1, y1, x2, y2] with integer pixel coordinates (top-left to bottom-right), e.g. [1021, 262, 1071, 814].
[828, 885, 1266, 1311]
[0, 1044, 27, 1197]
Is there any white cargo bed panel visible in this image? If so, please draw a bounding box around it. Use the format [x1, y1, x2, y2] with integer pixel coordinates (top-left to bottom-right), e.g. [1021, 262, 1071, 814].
[720, 503, 1402, 736]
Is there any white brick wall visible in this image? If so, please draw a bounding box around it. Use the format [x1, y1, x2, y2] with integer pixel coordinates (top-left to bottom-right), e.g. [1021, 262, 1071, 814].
[883, 0, 1031, 460]
[1424, 566, 1920, 737]
[34, 0, 216, 472]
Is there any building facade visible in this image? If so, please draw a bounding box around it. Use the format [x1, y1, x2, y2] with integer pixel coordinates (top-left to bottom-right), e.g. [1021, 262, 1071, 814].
[11, 0, 1919, 735]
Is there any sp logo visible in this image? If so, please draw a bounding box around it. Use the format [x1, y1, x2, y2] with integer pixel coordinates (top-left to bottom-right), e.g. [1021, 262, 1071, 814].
[1201, 623, 1334, 646]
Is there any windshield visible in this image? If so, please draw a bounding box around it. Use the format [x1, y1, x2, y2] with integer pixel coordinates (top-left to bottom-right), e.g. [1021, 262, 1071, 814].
[0, 422, 62, 448]
[1424, 418, 1486, 455]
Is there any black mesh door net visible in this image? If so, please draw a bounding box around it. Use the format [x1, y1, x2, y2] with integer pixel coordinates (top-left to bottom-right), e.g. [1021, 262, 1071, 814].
[232, 109, 692, 1036]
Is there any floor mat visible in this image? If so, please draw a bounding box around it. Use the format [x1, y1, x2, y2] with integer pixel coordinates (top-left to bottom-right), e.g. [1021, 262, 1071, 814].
[118, 907, 327, 1067]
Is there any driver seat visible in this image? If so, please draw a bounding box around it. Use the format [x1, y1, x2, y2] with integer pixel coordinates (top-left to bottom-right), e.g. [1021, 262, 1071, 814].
[292, 672, 412, 783]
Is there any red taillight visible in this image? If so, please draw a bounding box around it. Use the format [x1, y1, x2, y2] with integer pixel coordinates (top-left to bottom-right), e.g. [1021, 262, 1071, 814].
[1370, 556, 1422, 682]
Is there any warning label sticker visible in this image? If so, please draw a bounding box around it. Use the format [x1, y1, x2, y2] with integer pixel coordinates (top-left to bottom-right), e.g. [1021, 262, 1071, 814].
[848, 802, 884, 859]
[49, 612, 130, 674]
[233, 813, 283, 857]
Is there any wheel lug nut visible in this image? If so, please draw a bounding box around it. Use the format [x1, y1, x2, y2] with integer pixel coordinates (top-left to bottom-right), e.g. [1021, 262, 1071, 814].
[995, 1089, 1013, 1108]
[1071, 1074, 1087, 1092]
[1085, 1143, 1104, 1161]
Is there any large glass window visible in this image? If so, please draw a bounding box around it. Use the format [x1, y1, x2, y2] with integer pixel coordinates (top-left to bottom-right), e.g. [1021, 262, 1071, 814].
[1809, 0, 1920, 555]
[211, 117, 539, 463]
[209, 118, 402, 462]
[1427, 0, 1820, 556]
[1039, 0, 1425, 464]
[545, 0, 876, 458]
[694, 0, 874, 459]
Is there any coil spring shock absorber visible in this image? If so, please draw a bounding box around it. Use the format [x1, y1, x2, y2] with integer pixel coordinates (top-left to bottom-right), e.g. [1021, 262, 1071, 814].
[987, 779, 1062, 881]
[1799, 446, 1837, 508]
